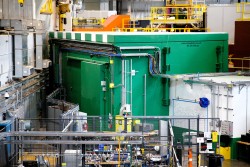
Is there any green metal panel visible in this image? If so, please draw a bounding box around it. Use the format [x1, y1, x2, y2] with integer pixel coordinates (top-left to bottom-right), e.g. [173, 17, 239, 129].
[85, 34, 91, 41]
[96, 34, 103, 42]
[66, 33, 71, 40]
[230, 138, 240, 159]
[58, 32, 63, 39]
[75, 33, 81, 41]
[49, 32, 54, 38]
[163, 41, 226, 74]
[62, 57, 82, 107]
[50, 32, 229, 117]
[81, 61, 105, 115]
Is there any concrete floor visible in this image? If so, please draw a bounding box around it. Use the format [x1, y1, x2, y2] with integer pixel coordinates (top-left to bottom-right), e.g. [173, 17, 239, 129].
[223, 160, 250, 167]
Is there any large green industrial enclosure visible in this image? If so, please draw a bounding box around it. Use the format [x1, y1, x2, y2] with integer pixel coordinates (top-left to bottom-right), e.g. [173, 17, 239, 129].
[49, 32, 228, 117]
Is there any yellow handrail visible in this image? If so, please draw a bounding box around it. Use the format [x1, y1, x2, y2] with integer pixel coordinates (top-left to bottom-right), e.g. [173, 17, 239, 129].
[113, 27, 210, 32]
[228, 57, 250, 70]
[236, 2, 250, 21]
[150, 5, 206, 23]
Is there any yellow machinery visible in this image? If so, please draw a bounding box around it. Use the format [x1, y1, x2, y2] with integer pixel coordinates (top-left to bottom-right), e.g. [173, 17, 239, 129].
[40, 0, 53, 15]
[115, 115, 132, 133]
[72, 15, 130, 32]
[58, 3, 70, 31]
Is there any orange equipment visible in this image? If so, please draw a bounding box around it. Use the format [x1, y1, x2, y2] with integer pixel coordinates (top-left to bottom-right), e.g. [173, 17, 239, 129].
[73, 15, 130, 32]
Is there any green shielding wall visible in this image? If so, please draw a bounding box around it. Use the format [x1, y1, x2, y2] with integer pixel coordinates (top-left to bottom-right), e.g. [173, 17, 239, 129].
[50, 32, 228, 117]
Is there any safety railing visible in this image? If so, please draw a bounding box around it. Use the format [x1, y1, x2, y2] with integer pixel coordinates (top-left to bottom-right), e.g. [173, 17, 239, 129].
[236, 2, 250, 21]
[228, 57, 250, 70]
[72, 18, 104, 28]
[1, 115, 220, 167]
[150, 5, 206, 24]
[113, 27, 210, 32]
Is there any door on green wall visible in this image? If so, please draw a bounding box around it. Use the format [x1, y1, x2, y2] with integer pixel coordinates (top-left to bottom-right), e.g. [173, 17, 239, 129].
[81, 61, 106, 116]
[63, 58, 82, 107]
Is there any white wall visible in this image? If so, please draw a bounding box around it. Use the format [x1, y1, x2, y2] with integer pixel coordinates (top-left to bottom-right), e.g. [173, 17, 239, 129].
[207, 4, 241, 44]
[169, 76, 250, 138]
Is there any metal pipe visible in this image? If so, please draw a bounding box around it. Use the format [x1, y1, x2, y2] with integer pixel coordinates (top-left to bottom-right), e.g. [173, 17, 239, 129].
[196, 116, 200, 167]
[217, 86, 220, 119]
[4, 140, 143, 145]
[121, 60, 125, 105]
[0, 131, 146, 138]
[62, 119, 73, 132]
[130, 59, 133, 113]
[211, 87, 216, 130]
[144, 74, 147, 117]
[119, 46, 156, 50]
[121, 53, 148, 57]
[172, 98, 199, 104]
[226, 89, 229, 121]
[59, 50, 62, 85]
[125, 60, 127, 104]
[158, 71, 250, 80]
[246, 85, 249, 133]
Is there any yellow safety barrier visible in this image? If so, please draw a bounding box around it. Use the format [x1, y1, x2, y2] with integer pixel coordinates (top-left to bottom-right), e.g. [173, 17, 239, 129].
[150, 5, 206, 24]
[236, 2, 250, 21]
[228, 57, 250, 70]
[113, 27, 210, 32]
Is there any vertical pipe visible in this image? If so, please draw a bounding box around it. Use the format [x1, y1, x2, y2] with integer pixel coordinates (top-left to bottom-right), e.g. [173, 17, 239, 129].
[118, 138, 121, 167]
[144, 74, 147, 117]
[197, 116, 199, 167]
[226, 89, 229, 121]
[217, 86, 220, 118]
[110, 59, 114, 116]
[82, 144, 85, 167]
[121, 60, 125, 105]
[206, 107, 208, 132]
[130, 59, 133, 113]
[93, 117, 96, 131]
[188, 119, 191, 148]
[211, 87, 216, 130]
[246, 86, 248, 133]
[124, 60, 127, 104]
[59, 50, 62, 85]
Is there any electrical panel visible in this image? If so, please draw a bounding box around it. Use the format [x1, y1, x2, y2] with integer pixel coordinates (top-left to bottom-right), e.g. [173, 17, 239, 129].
[221, 121, 233, 136]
